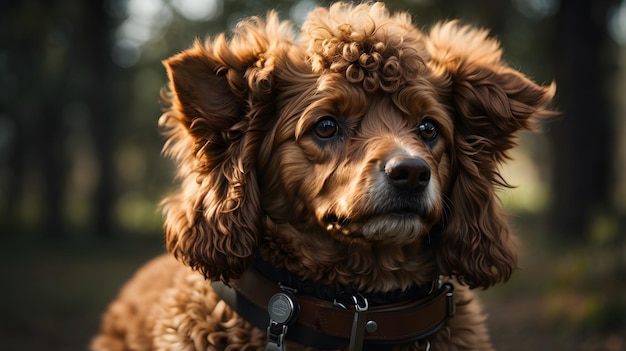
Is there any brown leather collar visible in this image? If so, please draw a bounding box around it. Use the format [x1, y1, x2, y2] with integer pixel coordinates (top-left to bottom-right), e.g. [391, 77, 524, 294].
[212, 265, 455, 350]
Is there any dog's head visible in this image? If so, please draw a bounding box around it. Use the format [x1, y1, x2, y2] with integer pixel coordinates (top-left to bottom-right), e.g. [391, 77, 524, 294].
[161, 2, 555, 289]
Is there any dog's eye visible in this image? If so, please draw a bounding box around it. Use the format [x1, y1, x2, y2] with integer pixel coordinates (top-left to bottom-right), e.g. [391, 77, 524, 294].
[418, 120, 438, 142]
[314, 117, 339, 139]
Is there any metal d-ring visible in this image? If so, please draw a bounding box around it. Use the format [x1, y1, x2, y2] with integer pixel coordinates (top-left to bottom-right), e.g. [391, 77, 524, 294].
[352, 293, 369, 312]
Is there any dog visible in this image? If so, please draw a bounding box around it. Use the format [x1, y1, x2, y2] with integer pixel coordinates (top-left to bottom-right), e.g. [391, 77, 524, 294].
[91, 2, 555, 350]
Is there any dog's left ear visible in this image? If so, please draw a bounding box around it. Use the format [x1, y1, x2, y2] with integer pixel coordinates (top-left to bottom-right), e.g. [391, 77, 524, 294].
[426, 22, 556, 289]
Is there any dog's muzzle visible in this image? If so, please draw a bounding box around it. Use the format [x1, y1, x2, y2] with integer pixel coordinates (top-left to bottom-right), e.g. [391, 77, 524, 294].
[321, 154, 436, 240]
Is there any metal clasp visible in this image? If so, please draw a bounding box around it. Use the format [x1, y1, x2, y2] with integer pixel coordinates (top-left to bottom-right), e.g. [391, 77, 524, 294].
[442, 280, 455, 317]
[266, 322, 288, 351]
[265, 288, 299, 351]
[348, 294, 369, 351]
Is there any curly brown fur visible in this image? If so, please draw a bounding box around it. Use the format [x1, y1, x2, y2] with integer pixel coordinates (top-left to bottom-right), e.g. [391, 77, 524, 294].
[92, 2, 555, 350]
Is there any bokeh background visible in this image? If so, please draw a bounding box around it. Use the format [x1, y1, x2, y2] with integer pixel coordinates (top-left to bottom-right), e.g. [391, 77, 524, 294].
[1, 0, 625, 350]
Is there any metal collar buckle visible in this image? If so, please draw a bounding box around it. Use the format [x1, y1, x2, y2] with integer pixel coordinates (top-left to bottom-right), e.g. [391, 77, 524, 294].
[265, 286, 299, 351]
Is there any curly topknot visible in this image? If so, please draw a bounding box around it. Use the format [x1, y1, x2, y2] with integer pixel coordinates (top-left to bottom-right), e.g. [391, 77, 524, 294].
[302, 2, 430, 93]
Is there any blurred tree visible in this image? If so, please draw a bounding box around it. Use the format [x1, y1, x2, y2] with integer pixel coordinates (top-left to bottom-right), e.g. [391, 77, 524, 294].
[0, 2, 24, 235]
[551, 0, 619, 241]
[0, 0, 120, 237]
[82, 0, 119, 237]
[0, 1, 70, 237]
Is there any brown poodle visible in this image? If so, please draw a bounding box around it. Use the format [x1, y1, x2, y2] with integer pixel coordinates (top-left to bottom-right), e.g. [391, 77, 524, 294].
[91, 3, 555, 351]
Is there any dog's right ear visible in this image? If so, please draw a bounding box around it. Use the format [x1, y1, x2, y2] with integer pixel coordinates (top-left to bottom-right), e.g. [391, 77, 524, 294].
[160, 14, 290, 282]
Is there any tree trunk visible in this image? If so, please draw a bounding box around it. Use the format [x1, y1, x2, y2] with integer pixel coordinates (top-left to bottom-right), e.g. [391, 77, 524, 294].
[85, 0, 118, 237]
[550, 0, 617, 240]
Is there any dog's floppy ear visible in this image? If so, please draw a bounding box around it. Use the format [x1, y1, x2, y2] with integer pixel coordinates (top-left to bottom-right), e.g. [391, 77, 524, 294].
[426, 22, 555, 289]
[160, 14, 289, 282]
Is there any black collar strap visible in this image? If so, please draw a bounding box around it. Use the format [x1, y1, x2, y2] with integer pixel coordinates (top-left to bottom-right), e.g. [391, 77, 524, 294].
[252, 258, 437, 307]
[211, 263, 455, 350]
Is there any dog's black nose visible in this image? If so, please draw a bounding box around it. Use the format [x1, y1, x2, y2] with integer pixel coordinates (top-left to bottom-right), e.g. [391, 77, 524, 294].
[384, 156, 431, 192]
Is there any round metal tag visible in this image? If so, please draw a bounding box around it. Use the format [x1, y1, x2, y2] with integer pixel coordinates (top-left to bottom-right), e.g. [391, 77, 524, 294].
[268, 291, 299, 325]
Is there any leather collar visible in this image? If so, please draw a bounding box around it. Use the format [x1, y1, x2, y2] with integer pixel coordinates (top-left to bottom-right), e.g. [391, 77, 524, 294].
[252, 258, 437, 307]
[211, 260, 455, 350]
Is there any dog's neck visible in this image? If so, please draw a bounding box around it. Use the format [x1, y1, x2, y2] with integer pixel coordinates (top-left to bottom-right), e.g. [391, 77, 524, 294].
[252, 256, 436, 307]
[259, 217, 440, 293]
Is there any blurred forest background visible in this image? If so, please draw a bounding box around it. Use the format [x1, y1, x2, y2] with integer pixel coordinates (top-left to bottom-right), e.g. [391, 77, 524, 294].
[1, 0, 625, 350]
